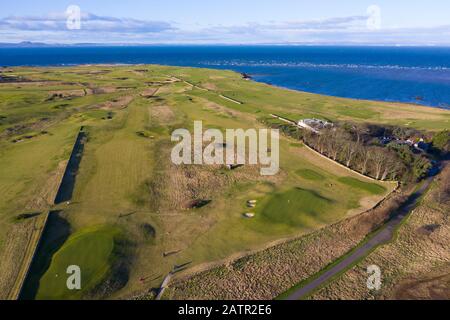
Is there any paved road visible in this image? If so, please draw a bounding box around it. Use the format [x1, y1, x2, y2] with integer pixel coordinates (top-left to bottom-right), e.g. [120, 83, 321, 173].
[285, 175, 434, 300]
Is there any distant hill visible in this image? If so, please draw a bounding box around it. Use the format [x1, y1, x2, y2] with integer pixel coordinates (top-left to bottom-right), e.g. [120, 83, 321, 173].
[0, 41, 50, 47]
[0, 42, 176, 47]
[0, 42, 112, 48]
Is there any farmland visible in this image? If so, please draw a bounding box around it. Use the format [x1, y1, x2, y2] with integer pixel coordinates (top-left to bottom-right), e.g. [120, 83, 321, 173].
[0, 65, 448, 299]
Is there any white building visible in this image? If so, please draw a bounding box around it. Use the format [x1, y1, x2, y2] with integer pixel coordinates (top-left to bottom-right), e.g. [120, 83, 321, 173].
[297, 119, 333, 133]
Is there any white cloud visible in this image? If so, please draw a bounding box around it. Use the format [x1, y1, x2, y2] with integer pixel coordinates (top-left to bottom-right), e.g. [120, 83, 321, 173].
[0, 13, 173, 33]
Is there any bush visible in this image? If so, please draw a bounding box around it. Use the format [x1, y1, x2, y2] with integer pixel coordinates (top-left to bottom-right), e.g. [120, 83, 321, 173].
[432, 130, 450, 155]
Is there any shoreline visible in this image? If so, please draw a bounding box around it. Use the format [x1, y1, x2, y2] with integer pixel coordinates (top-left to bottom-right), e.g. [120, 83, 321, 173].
[255, 77, 450, 111]
[3, 63, 450, 111]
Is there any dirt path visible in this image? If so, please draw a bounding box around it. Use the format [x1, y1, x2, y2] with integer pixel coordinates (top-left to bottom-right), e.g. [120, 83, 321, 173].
[285, 175, 435, 300]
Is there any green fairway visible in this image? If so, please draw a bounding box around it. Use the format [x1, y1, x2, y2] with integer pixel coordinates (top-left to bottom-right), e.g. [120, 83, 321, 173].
[338, 177, 387, 195]
[0, 64, 444, 299]
[35, 225, 120, 300]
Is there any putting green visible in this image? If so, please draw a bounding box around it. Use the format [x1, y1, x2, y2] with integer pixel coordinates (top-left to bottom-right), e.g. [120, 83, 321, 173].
[338, 177, 387, 195]
[260, 188, 333, 228]
[35, 225, 120, 300]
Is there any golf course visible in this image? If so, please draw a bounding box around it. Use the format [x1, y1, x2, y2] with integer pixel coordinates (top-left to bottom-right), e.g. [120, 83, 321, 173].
[0, 64, 448, 300]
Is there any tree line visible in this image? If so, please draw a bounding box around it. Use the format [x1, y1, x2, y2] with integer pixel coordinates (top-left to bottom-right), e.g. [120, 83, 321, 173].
[262, 118, 438, 182]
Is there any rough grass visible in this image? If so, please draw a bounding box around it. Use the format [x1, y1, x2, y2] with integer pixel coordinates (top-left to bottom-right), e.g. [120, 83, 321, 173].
[311, 166, 450, 300]
[296, 169, 325, 181]
[162, 187, 407, 300]
[338, 177, 387, 195]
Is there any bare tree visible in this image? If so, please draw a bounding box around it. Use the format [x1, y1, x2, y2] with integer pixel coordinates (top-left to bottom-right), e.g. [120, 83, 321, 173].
[326, 135, 341, 160]
[389, 159, 405, 181]
[357, 144, 371, 175]
[370, 147, 388, 180]
[381, 153, 398, 181]
[317, 133, 328, 154]
[343, 141, 358, 167]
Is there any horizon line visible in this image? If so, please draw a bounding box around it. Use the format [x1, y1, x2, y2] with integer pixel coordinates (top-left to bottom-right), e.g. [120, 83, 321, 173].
[2, 42, 450, 48]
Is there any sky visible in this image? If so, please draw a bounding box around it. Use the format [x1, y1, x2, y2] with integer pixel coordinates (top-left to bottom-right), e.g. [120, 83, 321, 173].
[1, 0, 450, 45]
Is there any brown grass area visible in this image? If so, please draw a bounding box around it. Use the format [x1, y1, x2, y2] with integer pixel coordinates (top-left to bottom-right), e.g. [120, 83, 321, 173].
[91, 86, 118, 94]
[0, 158, 68, 299]
[25, 160, 67, 211]
[392, 264, 450, 300]
[48, 89, 89, 99]
[157, 83, 190, 95]
[203, 100, 239, 118]
[310, 165, 450, 300]
[5, 212, 48, 300]
[346, 195, 385, 217]
[0, 117, 54, 140]
[202, 82, 218, 91]
[209, 76, 225, 80]
[0, 218, 37, 299]
[380, 109, 444, 120]
[140, 87, 159, 98]
[148, 142, 281, 214]
[194, 95, 258, 124]
[132, 70, 147, 77]
[0, 81, 66, 87]
[372, 102, 450, 120]
[159, 186, 406, 300]
[98, 95, 134, 110]
[162, 163, 232, 212]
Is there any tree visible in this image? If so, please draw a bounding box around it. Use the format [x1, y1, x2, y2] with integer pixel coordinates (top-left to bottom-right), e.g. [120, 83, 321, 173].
[432, 130, 450, 155]
[317, 132, 328, 154]
[388, 142, 413, 164]
[412, 157, 432, 181]
[370, 147, 388, 180]
[389, 159, 405, 181]
[381, 152, 399, 181]
[343, 141, 358, 167]
[326, 134, 341, 160]
[357, 144, 371, 175]
[393, 127, 409, 140]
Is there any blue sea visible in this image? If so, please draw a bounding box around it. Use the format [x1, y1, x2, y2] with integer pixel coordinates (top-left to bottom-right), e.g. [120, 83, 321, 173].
[1, 45, 449, 109]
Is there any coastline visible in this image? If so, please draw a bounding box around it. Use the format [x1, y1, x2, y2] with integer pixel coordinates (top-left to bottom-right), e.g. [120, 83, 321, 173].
[254, 77, 450, 111]
[3, 62, 450, 111]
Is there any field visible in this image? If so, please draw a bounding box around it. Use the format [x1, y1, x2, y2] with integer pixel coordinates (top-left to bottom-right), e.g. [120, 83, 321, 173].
[163, 180, 408, 300]
[0, 64, 448, 299]
[310, 164, 450, 300]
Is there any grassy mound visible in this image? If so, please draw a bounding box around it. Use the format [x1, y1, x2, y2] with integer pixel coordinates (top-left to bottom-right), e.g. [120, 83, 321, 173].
[260, 188, 333, 228]
[296, 169, 325, 181]
[338, 177, 386, 195]
[35, 225, 121, 300]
